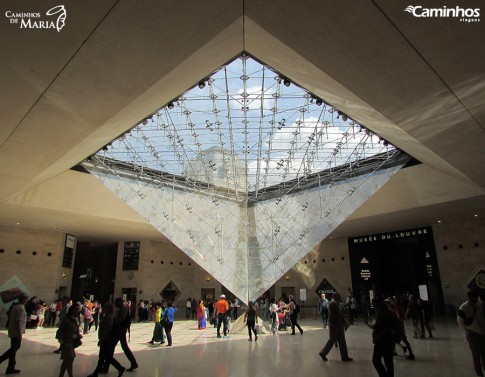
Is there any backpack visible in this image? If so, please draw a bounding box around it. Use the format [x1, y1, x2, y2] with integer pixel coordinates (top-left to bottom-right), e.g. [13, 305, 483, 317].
[294, 303, 300, 316]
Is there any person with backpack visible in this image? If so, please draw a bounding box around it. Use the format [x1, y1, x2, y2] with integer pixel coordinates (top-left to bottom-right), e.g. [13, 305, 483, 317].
[288, 295, 303, 335]
[318, 293, 330, 328]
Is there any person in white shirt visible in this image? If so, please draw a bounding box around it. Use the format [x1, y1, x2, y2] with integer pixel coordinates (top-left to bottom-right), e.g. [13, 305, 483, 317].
[0, 293, 28, 374]
[457, 290, 485, 377]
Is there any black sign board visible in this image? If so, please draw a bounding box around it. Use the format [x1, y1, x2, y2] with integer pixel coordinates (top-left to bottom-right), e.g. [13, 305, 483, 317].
[122, 241, 140, 270]
[62, 234, 75, 268]
[315, 278, 337, 297]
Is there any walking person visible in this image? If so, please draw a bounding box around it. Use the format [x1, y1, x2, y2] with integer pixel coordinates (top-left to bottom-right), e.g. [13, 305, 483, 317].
[243, 301, 258, 341]
[406, 294, 424, 339]
[318, 293, 330, 328]
[457, 290, 485, 377]
[102, 298, 138, 373]
[288, 295, 303, 335]
[57, 304, 82, 377]
[213, 294, 229, 338]
[185, 298, 191, 320]
[115, 298, 137, 371]
[87, 302, 126, 377]
[163, 301, 177, 346]
[419, 299, 434, 338]
[318, 292, 353, 362]
[386, 297, 415, 360]
[0, 293, 28, 375]
[366, 298, 402, 377]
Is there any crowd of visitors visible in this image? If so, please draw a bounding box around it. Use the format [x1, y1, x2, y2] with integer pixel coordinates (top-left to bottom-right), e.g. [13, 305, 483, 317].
[1, 290, 483, 377]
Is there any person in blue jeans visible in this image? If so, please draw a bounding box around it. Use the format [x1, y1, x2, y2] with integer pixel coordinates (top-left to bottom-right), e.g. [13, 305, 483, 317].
[163, 302, 177, 346]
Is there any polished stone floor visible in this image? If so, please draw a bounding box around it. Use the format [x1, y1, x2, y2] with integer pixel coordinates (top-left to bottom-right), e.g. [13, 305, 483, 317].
[0, 316, 475, 377]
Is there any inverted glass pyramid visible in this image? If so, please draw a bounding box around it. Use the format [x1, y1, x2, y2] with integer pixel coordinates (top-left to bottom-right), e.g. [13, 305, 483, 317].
[82, 55, 409, 302]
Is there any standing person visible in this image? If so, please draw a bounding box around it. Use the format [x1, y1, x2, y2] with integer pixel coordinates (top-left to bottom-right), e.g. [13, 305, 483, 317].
[318, 292, 353, 362]
[91, 301, 100, 332]
[191, 299, 197, 320]
[137, 300, 145, 323]
[366, 298, 401, 377]
[243, 301, 258, 341]
[318, 293, 330, 328]
[57, 304, 82, 377]
[419, 299, 434, 338]
[457, 290, 485, 377]
[213, 294, 229, 338]
[0, 293, 28, 375]
[406, 294, 424, 339]
[24, 296, 37, 329]
[36, 301, 46, 329]
[288, 295, 303, 335]
[361, 294, 371, 323]
[233, 298, 240, 320]
[82, 300, 93, 334]
[54, 297, 72, 354]
[148, 303, 165, 345]
[197, 300, 207, 330]
[163, 301, 177, 346]
[185, 298, 191, 319]
[269, 298, 278, 335]
[263, 297, 270, 322]
[345, 292, 357, 325]
[55, 299, 63, 326]
[87, 302, 125, 377]
[49, 300, 58, 327]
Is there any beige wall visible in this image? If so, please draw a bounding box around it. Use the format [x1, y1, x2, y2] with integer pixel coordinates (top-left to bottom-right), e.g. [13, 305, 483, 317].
[0, 225, 74, 324]
[111, 219, 484, 313]
[113, 239, 220, 310]
[433, 218, 485, 310]
[273, 237, 352, 307]
[113, 236, 352, 310]
[1, 218, 482, 323]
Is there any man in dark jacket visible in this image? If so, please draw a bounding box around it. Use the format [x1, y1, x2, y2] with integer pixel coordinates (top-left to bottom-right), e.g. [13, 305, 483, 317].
[318, 292, 353, 362]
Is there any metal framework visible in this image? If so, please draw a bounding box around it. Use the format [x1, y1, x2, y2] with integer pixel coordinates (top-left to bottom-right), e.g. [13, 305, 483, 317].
[82, 55, 409, 302]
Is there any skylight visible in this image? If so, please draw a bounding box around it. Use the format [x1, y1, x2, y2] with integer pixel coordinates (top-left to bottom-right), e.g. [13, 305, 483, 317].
[83, 54, 409, 302]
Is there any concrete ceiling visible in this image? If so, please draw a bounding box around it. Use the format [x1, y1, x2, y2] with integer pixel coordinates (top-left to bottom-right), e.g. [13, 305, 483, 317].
[1, 0, 484, 243]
